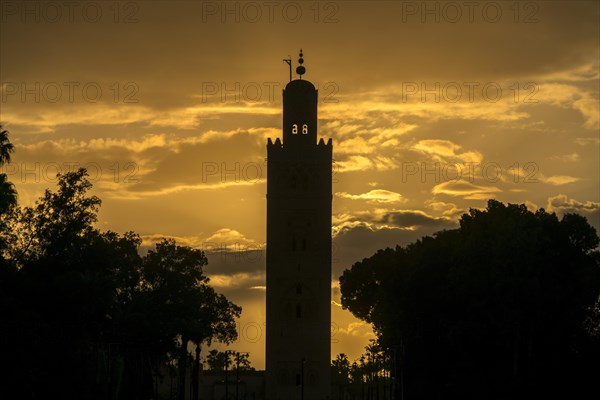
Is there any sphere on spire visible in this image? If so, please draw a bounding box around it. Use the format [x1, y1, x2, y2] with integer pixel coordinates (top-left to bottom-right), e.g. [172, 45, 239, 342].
[296, 48, 306, 77]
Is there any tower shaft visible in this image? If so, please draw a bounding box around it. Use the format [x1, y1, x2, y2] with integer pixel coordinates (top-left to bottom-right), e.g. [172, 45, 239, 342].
[266, 57, 332, 400]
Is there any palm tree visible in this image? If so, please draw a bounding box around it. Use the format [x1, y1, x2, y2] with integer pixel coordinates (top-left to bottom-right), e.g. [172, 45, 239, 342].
[0, 125, 17, 212]
[0, 125, 14, 166]
[0, 173, 17, 212]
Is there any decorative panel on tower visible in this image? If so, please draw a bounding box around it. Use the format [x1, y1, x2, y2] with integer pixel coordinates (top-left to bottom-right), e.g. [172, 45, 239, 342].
[266, 50, 333, 400]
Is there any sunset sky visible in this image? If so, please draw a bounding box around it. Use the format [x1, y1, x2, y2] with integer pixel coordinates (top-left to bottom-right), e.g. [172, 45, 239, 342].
[1, 1, 599, 369]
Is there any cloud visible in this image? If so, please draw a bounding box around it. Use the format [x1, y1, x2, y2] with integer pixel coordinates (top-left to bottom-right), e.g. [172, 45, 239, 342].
[335, 321, 374, 338]
[140, 233, 202, 250]
[425, 200, 465, 217]
[204, 228, 262, 249]
[321, 80, 600, 133]
[573, 97, 600, 129]
[1, 103, 155, 133]
[524, 200, 539, 212]
[331, 221, 460, 278]
[335, 136, 373, 155]
[337, 189, 406, 204]
[533, 83, 599, 130]
[550, 153, 580, 162]
[150, 103, 280, 129]
[432, 180, 501, 200]
[100, 129, 268, 198]
[140, 229, 262, 250]
[379, 210, 453, 229]
[575, 137, 600, 146]
[17, 134, 171, 154]
[332, 208, 456, 237]
[539, 62, 600, 82]
[322, 96, 532, 126]
[9, 126, 272, 201]
[412, 139, 483, 164]
[107, 179, 263, 200]
[335, 155, 398, 173]
[208, 272, 265, 290]
[1, 98, 280, 132]
[320, 118, 419, 164]
[546, 194, 600, 214]
[541, 175, 580, 186]
[139, 229, 265, 275]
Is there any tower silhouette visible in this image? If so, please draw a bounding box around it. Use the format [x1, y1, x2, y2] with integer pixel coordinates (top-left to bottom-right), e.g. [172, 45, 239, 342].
[266, 50, 333, 400]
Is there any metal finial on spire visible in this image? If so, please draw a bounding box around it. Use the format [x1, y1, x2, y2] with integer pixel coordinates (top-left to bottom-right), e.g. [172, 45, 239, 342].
[296, 48, 306, 79]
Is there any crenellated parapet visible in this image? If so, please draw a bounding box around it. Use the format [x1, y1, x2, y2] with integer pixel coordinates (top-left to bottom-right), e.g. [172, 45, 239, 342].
[267, 135, 332, 165]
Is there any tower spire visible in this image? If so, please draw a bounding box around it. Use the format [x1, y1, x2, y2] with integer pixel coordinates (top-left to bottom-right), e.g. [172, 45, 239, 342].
[296, 48, 306, 79]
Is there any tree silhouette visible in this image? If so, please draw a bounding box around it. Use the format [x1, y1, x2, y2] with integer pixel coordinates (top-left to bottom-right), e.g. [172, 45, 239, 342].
[0, 168, 242, 400]
[186, 286, 241, 400]
[0, 125, 14, 165]
[331, 353, 352, 399]
[0, 125, 16, 213]
[205, 349, 233, 371]
[340, 200, 600, 400]
[204, 349, 253, 372]
[331, 347, 395, 400]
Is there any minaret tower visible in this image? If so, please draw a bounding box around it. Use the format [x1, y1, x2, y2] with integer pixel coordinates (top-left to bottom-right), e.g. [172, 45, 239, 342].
[266, 50, 333, 400]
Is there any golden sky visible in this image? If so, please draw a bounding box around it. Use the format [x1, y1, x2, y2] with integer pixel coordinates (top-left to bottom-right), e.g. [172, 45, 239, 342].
[1, 1, 599, 369]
